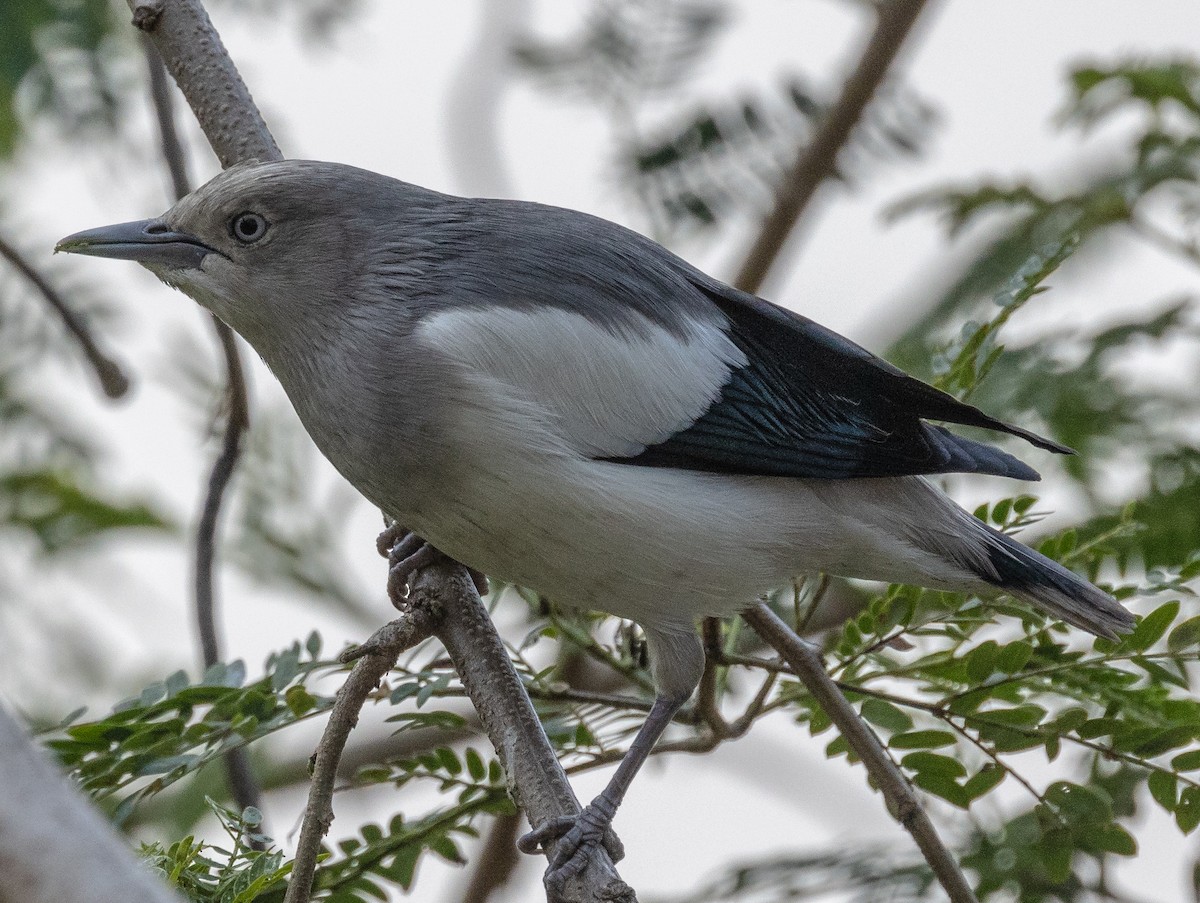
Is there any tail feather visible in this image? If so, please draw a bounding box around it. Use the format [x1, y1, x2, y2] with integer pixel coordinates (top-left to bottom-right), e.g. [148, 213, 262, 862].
[925, 425, 1043, 482]
[975, 525, 1134, 640]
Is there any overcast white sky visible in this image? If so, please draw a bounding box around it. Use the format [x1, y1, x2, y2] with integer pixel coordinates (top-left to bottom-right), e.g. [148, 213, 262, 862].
[7, 1, 1200, 900]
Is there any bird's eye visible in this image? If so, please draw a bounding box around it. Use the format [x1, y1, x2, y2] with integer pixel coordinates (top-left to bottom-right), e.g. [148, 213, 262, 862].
[230, 212, 268, 244]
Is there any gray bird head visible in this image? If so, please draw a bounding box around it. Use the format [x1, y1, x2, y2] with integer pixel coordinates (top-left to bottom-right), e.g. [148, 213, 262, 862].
[56, 160, 451, 348]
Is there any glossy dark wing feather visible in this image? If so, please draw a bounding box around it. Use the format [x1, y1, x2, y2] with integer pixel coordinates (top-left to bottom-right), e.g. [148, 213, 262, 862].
[619, 281, 1072, 480]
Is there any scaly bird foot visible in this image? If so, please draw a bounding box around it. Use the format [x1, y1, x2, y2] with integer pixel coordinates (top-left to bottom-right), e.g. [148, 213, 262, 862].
[518, 801, 625, 892]
[376, 525, 488, 607]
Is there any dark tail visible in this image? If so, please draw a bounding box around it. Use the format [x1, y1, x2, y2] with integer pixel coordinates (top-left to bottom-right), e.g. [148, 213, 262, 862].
[974, 524, 1134, 640]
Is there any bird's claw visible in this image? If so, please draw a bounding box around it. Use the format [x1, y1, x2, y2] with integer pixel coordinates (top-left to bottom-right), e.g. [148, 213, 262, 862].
[518, 804, 624, 891]
[376, 526, 488, 607]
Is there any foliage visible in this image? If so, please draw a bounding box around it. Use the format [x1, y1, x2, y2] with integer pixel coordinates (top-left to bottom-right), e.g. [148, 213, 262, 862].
[513, 0, 936, 238]
[141, 800, 291, 903]
[0, 0, 127, 158]
[46, 636, 333, 824]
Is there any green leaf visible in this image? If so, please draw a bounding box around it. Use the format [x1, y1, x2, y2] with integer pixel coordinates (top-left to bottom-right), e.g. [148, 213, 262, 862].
[0, 471, 170, 554]
[900, 751, 966, 778]
[1087, 823, 1138, 856]
[965, 641, 1000, 682]
[1177, 787, 1200, 834]
[1040, 827, 1074, 884]
[1168, 616, 1200, 652]
[825, 735, 851, 759]
[385, 711, 467, 732]
[860, 699, 914, 733]
[963, 764, 1006, 800]
[390, 844, 422, 890]
[1126, 600, 1180, 652]
[996, 640, 1034, 674]
[435, 747, 461, 776]
[979, 704, 1047, 727]
[284, 685, 317, 717]
[889, 730, 957, 750]
[1045, 781, 1112, 824]
[465, 748, 486, 782]
[1130, 724, 1197, 757]
[910, 771, 969, 808]
[428, 833, 465, 864]
[1172, 750, 1200, 771]
[1148, 771, 1178, 812]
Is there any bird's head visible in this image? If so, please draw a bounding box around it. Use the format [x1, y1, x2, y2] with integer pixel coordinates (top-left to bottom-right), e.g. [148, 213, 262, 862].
[56, 160, 442, 347]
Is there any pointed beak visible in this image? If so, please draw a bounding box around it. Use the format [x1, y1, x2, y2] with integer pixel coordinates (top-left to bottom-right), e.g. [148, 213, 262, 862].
[56, 219, 214, 269]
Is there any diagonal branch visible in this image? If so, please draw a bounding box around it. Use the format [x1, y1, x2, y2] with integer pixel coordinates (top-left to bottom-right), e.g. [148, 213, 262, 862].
[284, 606, 442, 903]
[1, 235, 129, 399]
[733, 0, 934, 295]
[130, 0, 280, 165]
[141, 33, 261, 822]
[428, 563, 634, 903]
[742, 603, 978, 903]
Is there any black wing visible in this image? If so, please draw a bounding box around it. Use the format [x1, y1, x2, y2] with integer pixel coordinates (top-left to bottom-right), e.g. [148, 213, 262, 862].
[619, 281, 1072, 481]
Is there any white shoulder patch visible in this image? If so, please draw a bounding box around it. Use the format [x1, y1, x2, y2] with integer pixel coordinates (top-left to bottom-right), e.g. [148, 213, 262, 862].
[414, 305, 747, 458]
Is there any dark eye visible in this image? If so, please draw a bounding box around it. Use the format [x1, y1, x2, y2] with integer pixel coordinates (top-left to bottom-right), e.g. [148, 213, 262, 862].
[230, 212, 268, 244]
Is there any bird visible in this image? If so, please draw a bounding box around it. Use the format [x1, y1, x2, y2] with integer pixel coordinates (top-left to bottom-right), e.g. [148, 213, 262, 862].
[58, 159, 1134, 885]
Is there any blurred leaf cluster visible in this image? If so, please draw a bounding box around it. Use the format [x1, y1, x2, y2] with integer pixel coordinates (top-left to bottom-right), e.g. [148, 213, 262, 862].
[0, 0, 128, 158]
[513, 0, 935, 238]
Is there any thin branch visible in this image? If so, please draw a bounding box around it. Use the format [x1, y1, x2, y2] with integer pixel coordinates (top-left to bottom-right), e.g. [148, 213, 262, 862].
[727, 670, 779, 736]
[795, 574, 830, 635]
[1, 234, 129, 399]
[697, 618, 730, 737]
[193, 318, 250, 669]
[458, 812, 523, 903]
[549, 613, 656, 695]
[733, 0, 934, 294]
[944, 718, 1044, 806]
[142, 33, 190, 200]
[743, 603, 979, 903]
[141, 34, 261, 822]
[284, 607, 442, 903]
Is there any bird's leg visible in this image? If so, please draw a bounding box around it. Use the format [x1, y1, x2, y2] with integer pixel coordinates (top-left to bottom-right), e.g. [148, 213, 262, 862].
[519, 689, 689, 889]
[375, 524, 488, 606]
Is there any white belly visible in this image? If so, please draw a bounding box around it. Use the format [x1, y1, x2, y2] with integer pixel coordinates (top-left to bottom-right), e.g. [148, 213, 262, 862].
[400, 446, 977, 632]
[371, 368, 985, 632]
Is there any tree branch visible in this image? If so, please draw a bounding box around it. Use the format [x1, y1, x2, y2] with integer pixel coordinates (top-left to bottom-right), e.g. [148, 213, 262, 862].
[458, 812, 523, 903]
[284, 607, 442, 903]
[742, 603, 978, 903]
[1, 234, 128, 399]
[425, 562, 634, 903]
[0, 707, 183, 903]
[727, 9, 977, 896]
[141, 32, 261, 822]
[130, 0, 280, 166]
[733, 0, 933, 295]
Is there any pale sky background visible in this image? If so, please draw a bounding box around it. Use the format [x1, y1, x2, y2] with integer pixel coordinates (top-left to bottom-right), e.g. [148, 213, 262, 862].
[5, 1, 1200, 901]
